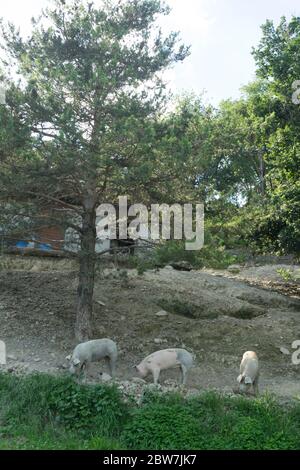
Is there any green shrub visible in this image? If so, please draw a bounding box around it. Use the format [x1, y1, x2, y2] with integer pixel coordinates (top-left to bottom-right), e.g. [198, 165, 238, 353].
[121, 403, 202, 450]
[48, 377, 128, 437]
[1, 373, 300, 450]
[152, 239, 239, 270]
[0, 373, 129, 439]
[277, 268, 300, 282]
[0, 373, 56, 429]
[121, 392, 300, 450]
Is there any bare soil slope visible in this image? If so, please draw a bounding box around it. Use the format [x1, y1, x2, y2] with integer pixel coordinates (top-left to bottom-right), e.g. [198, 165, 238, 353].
[0, 263, 299, 399]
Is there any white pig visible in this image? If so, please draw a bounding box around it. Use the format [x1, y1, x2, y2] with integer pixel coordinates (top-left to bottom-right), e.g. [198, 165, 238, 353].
[237, 351, 259, 395]
[67, 339, 117, 379]
[135, 348, 193, 385]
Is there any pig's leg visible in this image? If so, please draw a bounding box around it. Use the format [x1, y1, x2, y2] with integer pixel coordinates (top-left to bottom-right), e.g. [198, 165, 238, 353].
[152, 368, 160, 385]
[180, 364, 188, 385]
[109, 356, 117, 378]
[253, 377, 259, 396]
[80, 362, 89, 383]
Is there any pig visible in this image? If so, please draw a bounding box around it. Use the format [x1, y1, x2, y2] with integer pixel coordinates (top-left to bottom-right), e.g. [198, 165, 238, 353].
[135, 348, 194, 385]
[236, 351, 259, 396]
[67, 338, 117, 379]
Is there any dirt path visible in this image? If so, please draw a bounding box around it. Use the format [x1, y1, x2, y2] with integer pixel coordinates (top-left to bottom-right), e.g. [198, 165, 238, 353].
[0, 263, 299, 400]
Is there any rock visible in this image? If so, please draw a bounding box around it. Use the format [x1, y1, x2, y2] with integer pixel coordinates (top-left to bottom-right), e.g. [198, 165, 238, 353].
[155, 310, 168, 318]
[164, 379, 178, 387]
[34, 358, 41, 362]
[100, 372, 112, 382]
[227, 265, 241, 273]
[30, 265, 40, 272]
[7, 355, 17, 361]
[120, 315, 126, 321]
[280, 347, 290, 355]
[154, 338, 164, 345]
[131, 377, 146, 384]
[170, 261, 193, 271]
[96, 300, 106, 307]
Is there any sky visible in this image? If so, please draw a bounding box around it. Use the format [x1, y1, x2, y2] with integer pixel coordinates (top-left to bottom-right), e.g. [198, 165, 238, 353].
[0, 0, 299, 105]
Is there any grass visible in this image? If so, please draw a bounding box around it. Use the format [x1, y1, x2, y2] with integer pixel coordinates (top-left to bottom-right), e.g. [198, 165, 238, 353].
[0, 433, 123, 450]
[0, 372, 300, 450]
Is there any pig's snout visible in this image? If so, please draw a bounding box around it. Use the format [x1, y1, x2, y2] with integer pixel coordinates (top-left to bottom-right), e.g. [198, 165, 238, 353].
[135, 364, 147, 378]
[69, 358, 81, 375]
[69, 364, 76, 375]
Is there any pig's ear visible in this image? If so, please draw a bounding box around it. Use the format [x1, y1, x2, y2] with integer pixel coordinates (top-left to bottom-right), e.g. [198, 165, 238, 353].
[237, 374, 243, 383]
[244, 376, 252, 385]
[73, 358, 81, 366]
[66, 355, 71, 361]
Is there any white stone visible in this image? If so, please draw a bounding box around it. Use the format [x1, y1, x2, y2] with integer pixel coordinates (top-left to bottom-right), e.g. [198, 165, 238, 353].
[101, 373, 112, 382]
[155, 310, 168, 317]
[280, 347, 290, 355]
[154, 338, 163, 345]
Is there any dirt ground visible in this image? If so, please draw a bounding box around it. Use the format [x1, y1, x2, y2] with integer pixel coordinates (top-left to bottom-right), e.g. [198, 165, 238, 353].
[0, 258, 299, 400]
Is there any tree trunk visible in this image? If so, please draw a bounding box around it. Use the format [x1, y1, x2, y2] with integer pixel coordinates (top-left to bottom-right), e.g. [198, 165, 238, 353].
[75, 205, 96, 341]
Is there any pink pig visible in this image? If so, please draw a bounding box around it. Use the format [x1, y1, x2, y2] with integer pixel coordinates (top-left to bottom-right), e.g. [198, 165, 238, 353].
[237, 351, 260, 396]
[135, 348, 194, 385]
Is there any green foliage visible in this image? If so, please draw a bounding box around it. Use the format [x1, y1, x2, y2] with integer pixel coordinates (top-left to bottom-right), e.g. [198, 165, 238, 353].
[0, 0, 190, 338]
[122, 404, 202, 450]
[152, 238, 239, 270]
[160, 17, 300, 257]
[0, 372, 57, 429]
[122, 392, 300, 450]
[1, 372, 300, 450]
[124, 255, 157, 274]
[249, 17, 300, 255]
[0, 432, 123, 451]
[239, 200, 300, 256]
[0, 0, 190, 216]
[121, 234, 241, 272]
[47, 376, 128, 437]
[154, 241, 199, 266]
[0, 373, 127, 439]
[277, 268, 300, 282]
